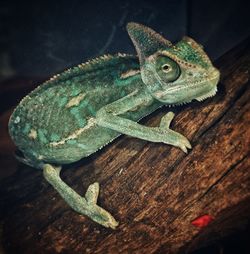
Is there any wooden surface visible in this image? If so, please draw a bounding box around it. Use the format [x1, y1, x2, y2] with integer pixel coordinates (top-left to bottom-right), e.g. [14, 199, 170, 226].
[0, 38, 249, 254]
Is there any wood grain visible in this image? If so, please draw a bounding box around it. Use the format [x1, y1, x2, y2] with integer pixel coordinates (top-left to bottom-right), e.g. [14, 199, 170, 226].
[0, 38, 249, 254]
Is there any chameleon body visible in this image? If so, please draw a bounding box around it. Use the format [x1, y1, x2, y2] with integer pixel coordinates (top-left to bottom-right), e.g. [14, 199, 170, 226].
[8, 23, 220, 229]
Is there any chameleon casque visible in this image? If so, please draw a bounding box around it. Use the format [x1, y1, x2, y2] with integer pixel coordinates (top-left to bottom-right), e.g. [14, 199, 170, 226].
[8, 23, 220, 229]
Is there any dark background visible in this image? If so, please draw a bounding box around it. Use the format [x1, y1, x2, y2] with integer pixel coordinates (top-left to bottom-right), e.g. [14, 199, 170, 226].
[0, 0, 250, 81]
[0, 0, 249, 253]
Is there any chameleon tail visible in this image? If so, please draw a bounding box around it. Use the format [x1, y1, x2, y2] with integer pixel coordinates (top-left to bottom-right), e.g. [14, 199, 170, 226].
[43, 164, 118, 229]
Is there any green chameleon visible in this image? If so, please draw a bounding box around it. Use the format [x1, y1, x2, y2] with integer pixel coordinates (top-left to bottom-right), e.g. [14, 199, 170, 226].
[8, 23, 220, 229]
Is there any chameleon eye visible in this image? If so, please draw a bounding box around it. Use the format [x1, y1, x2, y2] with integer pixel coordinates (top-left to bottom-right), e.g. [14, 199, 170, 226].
[156, 55, 181, 82]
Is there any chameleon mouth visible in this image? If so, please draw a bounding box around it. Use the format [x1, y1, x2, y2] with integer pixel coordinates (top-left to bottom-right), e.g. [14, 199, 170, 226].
[195, 85, 218, 101]
[154, 76, 219, 104]
[165, 84, 217, 107]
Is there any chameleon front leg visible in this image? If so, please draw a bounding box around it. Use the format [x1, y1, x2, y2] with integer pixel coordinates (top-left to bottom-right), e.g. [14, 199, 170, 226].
[43, 164, 118, 229]
[96, 90, 191, 152]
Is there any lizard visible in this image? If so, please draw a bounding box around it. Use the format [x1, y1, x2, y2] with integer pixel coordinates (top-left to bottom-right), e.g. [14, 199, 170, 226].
[8, 22, 220, 229]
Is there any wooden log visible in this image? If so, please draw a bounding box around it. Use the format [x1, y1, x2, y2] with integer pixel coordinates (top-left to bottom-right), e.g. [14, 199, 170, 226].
[0, 38, 249, 254]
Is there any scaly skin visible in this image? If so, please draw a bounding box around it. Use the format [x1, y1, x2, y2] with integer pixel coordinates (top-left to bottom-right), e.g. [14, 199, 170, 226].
[8, 22, 220, 229]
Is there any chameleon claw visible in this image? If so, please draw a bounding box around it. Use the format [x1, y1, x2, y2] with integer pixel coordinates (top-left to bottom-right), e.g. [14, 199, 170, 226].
[181, 146, 188, 154]
[159, 112, 192, 153]
[177, 134, 192, 153]
[160, 112, 175, 129]
[186, 140, 192, 149]
[87, 201, 119, 229]
[85, 182, 119, 229]
[85, 182, 99, 204]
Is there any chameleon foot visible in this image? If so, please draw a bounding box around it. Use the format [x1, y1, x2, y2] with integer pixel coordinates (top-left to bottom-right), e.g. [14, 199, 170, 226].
[159, 112, 192, 153]
[43, 164, 118, 229]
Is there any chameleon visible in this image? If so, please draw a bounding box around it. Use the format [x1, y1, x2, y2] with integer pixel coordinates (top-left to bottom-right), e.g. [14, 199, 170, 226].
[8, 22, 220, 229]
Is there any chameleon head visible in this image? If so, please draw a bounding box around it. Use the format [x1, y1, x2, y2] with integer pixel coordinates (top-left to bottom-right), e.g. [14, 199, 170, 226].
[127, 22, 220, 105]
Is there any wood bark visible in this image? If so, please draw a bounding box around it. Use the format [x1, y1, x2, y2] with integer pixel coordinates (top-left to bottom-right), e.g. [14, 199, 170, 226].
[0, 38, 249, 254]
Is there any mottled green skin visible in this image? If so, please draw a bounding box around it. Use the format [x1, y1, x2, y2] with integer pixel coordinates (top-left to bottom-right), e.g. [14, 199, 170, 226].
[8, 22, 220, 229]
[9, 55, 162, 165]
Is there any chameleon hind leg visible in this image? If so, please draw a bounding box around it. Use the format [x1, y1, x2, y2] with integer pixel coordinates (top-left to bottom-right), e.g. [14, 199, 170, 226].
[96, 90, 191, 153]
[43, 164, 118, 229]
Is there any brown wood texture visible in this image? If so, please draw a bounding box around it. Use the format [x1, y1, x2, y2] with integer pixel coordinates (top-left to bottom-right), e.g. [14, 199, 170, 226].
[0, 38, 250, 254]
